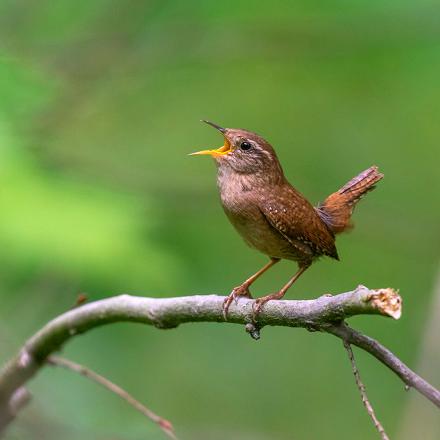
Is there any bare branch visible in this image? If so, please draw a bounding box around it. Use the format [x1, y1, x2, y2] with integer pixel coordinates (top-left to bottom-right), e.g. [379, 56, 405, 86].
[0, 387, 31, 431]
[324, 322, 440, 408]
[343, 341, 389, 440]
[47, 356, 177, 440]
[0, 285, 437, 437]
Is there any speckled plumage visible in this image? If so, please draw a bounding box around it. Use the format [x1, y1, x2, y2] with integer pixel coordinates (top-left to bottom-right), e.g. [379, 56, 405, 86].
[193, 122, 383, 318]
[218, 165, 338, 264]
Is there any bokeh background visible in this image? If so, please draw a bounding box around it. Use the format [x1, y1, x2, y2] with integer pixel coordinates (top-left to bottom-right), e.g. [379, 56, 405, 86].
[1, 1, 439, 439]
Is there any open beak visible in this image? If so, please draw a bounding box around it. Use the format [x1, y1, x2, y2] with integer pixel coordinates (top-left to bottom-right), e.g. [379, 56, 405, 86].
[189, 139, 231, 157]
[189, 120, 232, 157]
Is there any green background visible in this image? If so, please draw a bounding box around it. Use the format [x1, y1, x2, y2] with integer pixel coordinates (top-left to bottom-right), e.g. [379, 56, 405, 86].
[1, 1, 439, 439]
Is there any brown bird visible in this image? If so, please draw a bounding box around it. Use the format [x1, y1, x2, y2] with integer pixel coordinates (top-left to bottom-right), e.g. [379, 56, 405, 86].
[191, 121, 383, 320]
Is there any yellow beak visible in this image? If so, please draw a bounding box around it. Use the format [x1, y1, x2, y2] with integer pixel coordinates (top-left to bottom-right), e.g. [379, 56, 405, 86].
[189, 139, 232, 157]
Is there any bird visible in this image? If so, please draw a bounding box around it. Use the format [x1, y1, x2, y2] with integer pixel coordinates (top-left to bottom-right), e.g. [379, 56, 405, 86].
[190, 120, 384, 320]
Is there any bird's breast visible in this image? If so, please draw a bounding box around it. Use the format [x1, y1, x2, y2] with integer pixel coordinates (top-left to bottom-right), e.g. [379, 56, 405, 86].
[217, 173, 303, 260]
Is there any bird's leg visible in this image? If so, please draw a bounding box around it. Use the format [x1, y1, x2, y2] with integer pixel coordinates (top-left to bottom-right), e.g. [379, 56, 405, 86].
[223, 258, 280, 320]
[253, 263, 310, 318]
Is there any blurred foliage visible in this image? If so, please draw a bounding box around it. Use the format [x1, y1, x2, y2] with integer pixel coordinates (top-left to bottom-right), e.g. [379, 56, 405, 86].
[0, 1, 439, 439]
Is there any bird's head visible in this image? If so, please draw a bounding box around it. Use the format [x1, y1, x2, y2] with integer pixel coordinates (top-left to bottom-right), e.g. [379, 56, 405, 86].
[190, 120, 284, 178]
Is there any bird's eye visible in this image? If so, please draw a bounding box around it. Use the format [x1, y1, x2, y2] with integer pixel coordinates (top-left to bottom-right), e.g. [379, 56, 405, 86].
[240, 141, 252, 151]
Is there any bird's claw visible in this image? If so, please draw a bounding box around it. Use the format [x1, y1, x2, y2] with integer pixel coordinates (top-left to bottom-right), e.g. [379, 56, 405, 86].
[222, 296, 233, 320]
[222, 284, 252, 320]
[252, 292, 281, 321]
[252, 299, 264, 321]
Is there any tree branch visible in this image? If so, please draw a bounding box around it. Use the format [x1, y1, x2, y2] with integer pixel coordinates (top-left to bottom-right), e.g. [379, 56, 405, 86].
[0, 285, 436, 437]
[324, 322, 440, 407]
[0, 387, 31, 431]
[343, 340, 389, 440]
[47, 356, 177, 440]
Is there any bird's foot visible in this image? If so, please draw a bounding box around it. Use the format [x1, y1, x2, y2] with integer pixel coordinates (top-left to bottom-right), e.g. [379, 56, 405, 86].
[252, 291, 285, 321]
[222, 284, 252, 320]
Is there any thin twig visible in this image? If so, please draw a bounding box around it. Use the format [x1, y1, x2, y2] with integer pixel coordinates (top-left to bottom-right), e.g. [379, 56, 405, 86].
[324, 322, 440, 408]
[343, 340, 389, 440]
[47, 356, 177, 440]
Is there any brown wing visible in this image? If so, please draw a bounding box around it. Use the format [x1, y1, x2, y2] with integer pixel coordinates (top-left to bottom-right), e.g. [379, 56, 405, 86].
[260, 185, 339, 261]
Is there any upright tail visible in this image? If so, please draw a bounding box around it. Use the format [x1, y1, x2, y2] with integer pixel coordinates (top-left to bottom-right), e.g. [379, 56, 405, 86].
[316, 166, 384, 234]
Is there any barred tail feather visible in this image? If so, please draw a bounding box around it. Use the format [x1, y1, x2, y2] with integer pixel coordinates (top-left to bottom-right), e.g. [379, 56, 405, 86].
[316, 166, 384, 234]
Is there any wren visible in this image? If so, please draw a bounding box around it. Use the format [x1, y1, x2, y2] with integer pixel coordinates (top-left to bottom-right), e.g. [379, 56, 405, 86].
[191, 121, 383, 320]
